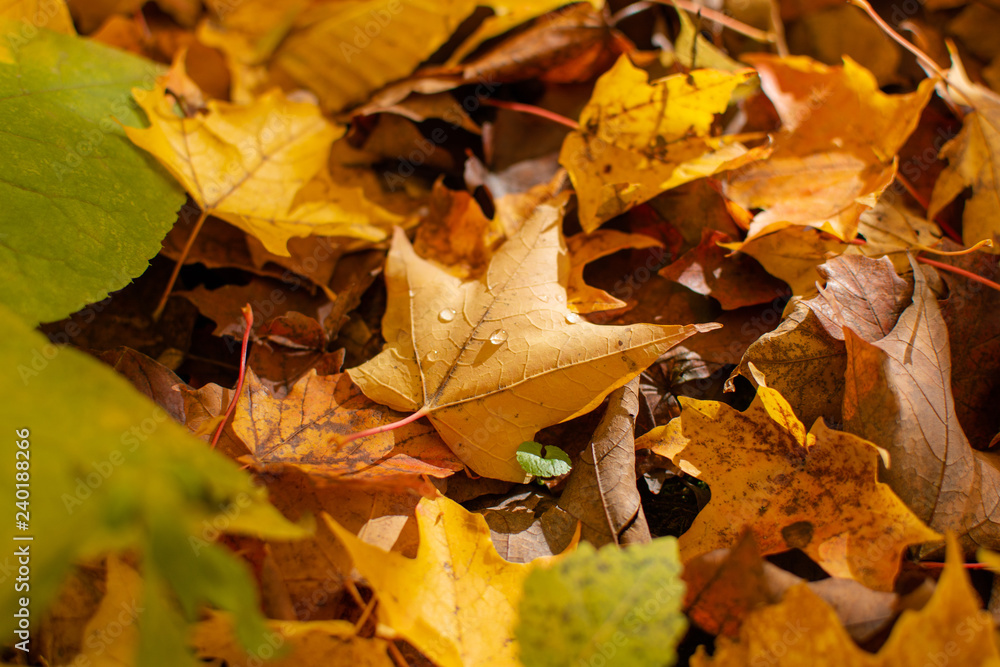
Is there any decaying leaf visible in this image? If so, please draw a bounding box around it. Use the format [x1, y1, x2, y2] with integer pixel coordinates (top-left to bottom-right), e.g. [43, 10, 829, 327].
[659, 229, 788, 309]
[560, 55, 769, 231]
[842, 257, 1000, 551]
[683, 530, 900, 642]
[557, 378, 650, 546]
[349, 198, 718, 481]
[635, 380, 939, 590]
[232, 369, 464, 487]
[729, 254, 912, 427]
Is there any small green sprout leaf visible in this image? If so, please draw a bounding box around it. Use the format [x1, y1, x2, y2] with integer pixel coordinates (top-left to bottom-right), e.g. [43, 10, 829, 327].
[516, 441, 572, 478]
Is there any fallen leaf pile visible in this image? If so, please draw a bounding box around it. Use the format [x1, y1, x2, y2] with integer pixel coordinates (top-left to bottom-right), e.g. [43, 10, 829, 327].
[6, 0, 1000, 665]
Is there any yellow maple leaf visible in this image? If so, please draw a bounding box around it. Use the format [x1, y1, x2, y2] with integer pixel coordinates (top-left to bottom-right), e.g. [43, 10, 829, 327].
[928, 47, 1000, 253]
[695, 534, 1000, 666]
[326, 494, 542, 667]
[724, 55, 935, 244]
[124, 59, 400, 256]
[560, 55, 769, 232]
[270, 0, 479, 112]
[635, 381, 940, 591]
[347, 197, 717, 481]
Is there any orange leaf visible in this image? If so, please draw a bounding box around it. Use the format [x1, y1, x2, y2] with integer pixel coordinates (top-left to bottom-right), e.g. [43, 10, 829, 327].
[232, 370, 464, 488]
[636, 380, 939, 590]
[724, 55, 934, 244]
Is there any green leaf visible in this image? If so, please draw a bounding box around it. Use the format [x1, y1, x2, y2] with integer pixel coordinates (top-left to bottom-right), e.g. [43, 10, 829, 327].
[0, 24, 186, 326]
[0, 303, 309, 665]
[516, 441, 572, 478]
[516, 538, 688, 667]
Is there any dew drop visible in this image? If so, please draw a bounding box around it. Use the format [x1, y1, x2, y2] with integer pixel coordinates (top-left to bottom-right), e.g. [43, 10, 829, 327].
[408, 289, 415, 298]
[489, 329, 508, 345]
[565, 312, 582, 324]
[424, 349, 441, 363]
[538, 295, 549, 303]
[437, 308, 455, 323]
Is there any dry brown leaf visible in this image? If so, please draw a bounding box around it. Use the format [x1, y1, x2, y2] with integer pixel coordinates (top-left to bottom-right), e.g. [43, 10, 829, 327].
[658, 229, 787, 309]
[348, 198, 718, 481]
[635, 381, 939, 590]
[842, 257, 1000, 551]
[557, 378, 650, 546]
[729, 254, 912, 427]
[232, 369, 464, 488]
[683, 531, 900, 642]
[938, 250, 1000, 449]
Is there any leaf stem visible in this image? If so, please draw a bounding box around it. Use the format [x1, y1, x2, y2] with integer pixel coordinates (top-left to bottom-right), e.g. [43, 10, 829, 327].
[848, 0, 948, 79]
[211, 304, 253, 449]
[917, 561, 990, 570]
[917, 256, 1000, 294]
[480, 99, 580, 130]
[154, 207, 209, 321]
[659, 0, 777, 44]
[893, 173, 964, 244]
[333, 406, 432, 447]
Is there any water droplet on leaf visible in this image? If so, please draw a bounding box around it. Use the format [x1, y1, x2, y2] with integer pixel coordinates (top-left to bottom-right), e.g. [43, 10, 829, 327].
[565, 313, 581, 324]
[489, 329, 508, 345]
[438, 308, 455, 322]
[424, 349, 441, 363]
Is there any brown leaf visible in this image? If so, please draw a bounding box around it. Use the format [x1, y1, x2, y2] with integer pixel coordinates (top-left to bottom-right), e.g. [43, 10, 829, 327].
[233, 370, 464, 488]
[558, 378, 650, 547]
[842, 258, 1000, 551]
[729, 254, 912, 427]
[469, 489, 576, 563]
[177, 277, 330, 338]
[459, 2, 627, 85]
[683, 531, 900, 642]
[98, 347, 186, 422]
[659, 229, 788, 309]
[636, 382, 939, 590]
